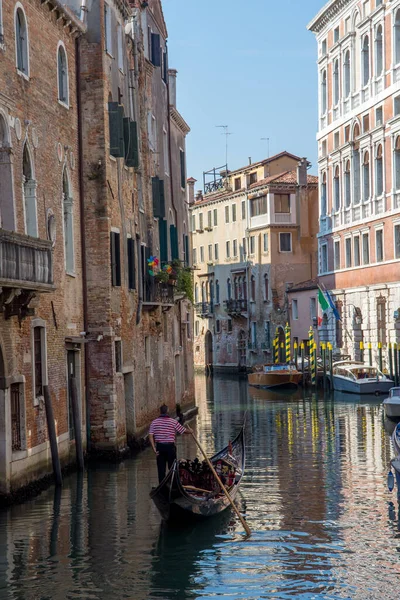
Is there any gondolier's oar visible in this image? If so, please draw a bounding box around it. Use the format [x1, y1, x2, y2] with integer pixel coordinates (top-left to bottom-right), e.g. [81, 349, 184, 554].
[188, 429, 251, 537]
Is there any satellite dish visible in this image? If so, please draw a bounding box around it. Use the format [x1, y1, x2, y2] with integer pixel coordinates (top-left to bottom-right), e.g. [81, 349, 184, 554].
[47, 209, 56, 246]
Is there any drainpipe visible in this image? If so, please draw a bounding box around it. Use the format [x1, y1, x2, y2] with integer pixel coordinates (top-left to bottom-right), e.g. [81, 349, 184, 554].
[75, 36, 91, 450]
[166, 63, 179, 233]
[79, 0, 88, 24]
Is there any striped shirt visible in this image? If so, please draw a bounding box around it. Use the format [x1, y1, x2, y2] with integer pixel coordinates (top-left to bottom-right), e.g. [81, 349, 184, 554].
[149, 415, 186, 443]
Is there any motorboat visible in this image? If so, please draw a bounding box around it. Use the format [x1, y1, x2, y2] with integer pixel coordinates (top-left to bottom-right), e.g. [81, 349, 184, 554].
[330, 361, 393, 395]
[248, 363, 302, 389]
[392, 422, 400, 456]
[383, 388, 400, 419]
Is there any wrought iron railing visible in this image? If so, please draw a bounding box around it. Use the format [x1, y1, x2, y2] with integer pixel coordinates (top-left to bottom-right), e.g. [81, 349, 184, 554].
[195, 302, 214, 316]
[224, 299, 248, 315]
[143, 280, 174, 304]
[0, 229, 53, 288]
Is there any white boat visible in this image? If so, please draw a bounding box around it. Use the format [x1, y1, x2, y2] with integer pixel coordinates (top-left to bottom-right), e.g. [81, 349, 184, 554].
[392, 422, 400, 456]
[383, 388, 400, 419]
[330, 361, 393, 395]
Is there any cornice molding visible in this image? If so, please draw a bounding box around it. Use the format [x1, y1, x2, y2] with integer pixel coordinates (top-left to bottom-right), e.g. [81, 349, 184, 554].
[308, 0, 353, 34]
[169, 106, 190, 135]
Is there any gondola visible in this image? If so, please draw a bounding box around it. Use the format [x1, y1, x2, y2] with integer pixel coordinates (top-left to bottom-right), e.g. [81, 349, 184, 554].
[150, 426, 245, 521]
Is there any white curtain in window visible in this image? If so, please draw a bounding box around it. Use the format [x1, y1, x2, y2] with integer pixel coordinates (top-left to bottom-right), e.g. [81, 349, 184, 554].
[375, 25, 383, 76]
[362, 36, 370, 86]
[343, 50, 351, 97]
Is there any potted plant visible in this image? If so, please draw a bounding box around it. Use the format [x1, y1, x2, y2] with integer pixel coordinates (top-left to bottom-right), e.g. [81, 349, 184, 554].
[155, 270, 170, 284]
[176, 266, 194, 303]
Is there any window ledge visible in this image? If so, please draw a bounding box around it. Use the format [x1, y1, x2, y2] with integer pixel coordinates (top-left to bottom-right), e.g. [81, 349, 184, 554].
[66, 271, 76, 278]
[17, 69, 29, 81]
[106, 51, 114, 59]
[58, 99, 69, 110]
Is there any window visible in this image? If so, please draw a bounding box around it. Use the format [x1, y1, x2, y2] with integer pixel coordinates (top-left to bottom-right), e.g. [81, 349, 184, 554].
[117, 23, 124, 70]
[345, 237, 352, 268]
[395, 136, 400, 190]
[279, 232, 292, 252]
[228, 320, 233, 333]
[334, 26, 339, 43]
[362, 36, 370, 87]
[395, 9, 400, 65]
[234, 177, 241, 191]
[57, 45, 68, 105]
[310, 298, 317, 320]
[250, 195, 268, 217]
[264, 275, 269, 301]
[180, 150, 186, 189]
[15, 7, 28, 75]
[163, 129, 169, 175]
[377, 296, 387, 345]
[191, 214, 196, 232]
[225, 206, 229, 223]
[241, 200, 246, 219]
[233, 239, 238, 257]
[395, 96, 400, 116]
[215, 320, 221, 334]
[345, 125, 350, 143]
[186, 313, 191, 340]
[250, 276, 256, 301]
[321, 69, 327, 115]
[195, 321, 199, 336]
[395, 224, 400, 259]
[334, 132, 340, 149]
[207, 210, 212, 228]
[226, 241, 230, 258]
[11, 383, 25, 451]
[115, 340, 122, 372]
[363, 151, 370, 201]
[33, 324, 47, 402]
[362, 232, 369, 264]
[292, 299, 298, 320]
[274, 194, 290, 213]
[249, 235, 255, 255]
[375, 25, 383, 76]
[353, 146, 361, 204]
[104, 3, 112, 55]
[334, 239, 341, 270]
[23, 144, 37, 237]
[354, 235, 360, 266]
[333, 59, 339, 106]
[242, 237, 247, 259]
[232, 204, 237, 222]
[376, 144, 383, 196]
[321, 172, 327, 215]
[362, 114, 369, 133]
[321, 39, 327, 55]
[214, 243, 219, 260]
[344, 161, 351, 207]
[263, 233, 269, 253]
[321, 243, 328, 273]
[344, 50, 351, 98]
[213, 208, 218, 226]
[345, 17, 350, 34]
[376, 229, 384, 262]
[363, 0, 370, 17]
[216, 280, 220, 304]
[200, 246, 204, 262]
[110, 231, 121, 286]
[251, 322, 256, 345]
[227, 278, 231, 300]
[208, 244, 212, 261]
[249, 172, 257, 185]
[62, 169, 74, 273]
[334, 166, 340, 211]
[127, 237, 136, 290]
[376, 106, 383, 126]
[148, 112, 157, 151]
[199, 213, 203, 230]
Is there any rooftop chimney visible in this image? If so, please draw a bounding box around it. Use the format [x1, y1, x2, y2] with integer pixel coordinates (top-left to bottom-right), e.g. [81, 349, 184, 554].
[168, 69, 177, 108]
[195, 190, 203, 203]
[297, 157, 308, 187]
[248, 157, 252, 165]
[187, 177, 197, 205]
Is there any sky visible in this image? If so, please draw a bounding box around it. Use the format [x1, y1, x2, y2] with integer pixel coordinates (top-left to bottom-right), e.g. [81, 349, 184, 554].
[162, 0, 325, 191]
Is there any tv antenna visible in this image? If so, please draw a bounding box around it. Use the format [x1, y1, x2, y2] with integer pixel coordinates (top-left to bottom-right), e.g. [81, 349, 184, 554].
[261, 137, 270, 158]
[216, 125, 233, 169]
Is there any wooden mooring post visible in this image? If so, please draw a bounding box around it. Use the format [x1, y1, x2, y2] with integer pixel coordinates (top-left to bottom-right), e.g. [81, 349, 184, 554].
[43, 385, 62, 487]
[70, 376, 84, 471]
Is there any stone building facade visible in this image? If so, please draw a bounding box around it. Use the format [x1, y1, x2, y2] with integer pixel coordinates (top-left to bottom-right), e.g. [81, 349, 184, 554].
[0, 0, 86, 493]
[190, 153, 318, 371]
[308, 0, 400, 365]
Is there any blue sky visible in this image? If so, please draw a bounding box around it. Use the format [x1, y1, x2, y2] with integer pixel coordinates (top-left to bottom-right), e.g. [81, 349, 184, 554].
[163, 0, 325, 190]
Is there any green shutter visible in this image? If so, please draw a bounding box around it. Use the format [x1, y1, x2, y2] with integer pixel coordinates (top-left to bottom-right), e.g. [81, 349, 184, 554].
[159, 220, 168, 263]
[124, 118, 139, 168]
[108, 102, 122, 157]
[117, 105, 125, 157]
[159, 179, 166, 218]
[170, 225, 179, 260]
[130, 121, 139, 168]
[152, 176, 160, 218]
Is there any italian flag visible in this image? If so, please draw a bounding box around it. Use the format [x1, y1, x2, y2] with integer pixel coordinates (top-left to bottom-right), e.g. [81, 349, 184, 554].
[317, 287, 329, 327]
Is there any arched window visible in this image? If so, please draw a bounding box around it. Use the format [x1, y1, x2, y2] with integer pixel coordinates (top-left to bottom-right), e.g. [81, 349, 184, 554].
[363, 151, 370, 201]
[0, 114, 15, 230]
[234, 277, 239, 299]
[375, 144, 383, 197]
[227, 278, 231, 300]
[343, 50, 351, 98]
[334, 165, 340, 211]
[352, 126, 361, 204]
[395, 10, 400, 65]
[264, 275, 269, 301]
[394, 136, 400, 190]
[58, 45, 68, 105]
[333, 59, 339, 106]
[362, 35, 370, 87]
[344, 160, 351, 207]
[23, 144, 37, 237]
[215, 280, 220, 304]
[63, 169, 74, 272]
[195, 283, 199, 303]
[250, 275, 256, 301]
[201, 282, 206, 303]
[321, 171, 327, 216]
[375, 25, 383, 77]
[321, 69, 327, 114]
[209, 280, 214, 304]
[15, 7, 28, 75]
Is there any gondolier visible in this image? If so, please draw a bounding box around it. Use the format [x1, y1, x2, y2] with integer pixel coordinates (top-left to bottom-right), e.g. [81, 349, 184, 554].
[149, 404, 191, 483]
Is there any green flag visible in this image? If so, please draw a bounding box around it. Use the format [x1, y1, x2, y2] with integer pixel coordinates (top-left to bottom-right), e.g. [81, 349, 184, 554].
[318, 287, 329, 312]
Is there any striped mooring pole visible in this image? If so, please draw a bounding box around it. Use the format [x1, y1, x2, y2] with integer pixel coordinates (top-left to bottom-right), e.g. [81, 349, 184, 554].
[321, 342, 327, 389]
[274, 329, 280, 364]
[300, 342, 305, 374]
[359, 341, 364, 364]
[308, 327, 314, 383]
[285, 323, 291, 364]
[378, 342, 383, 372]
[293, 340, 298, 366]
[368, 342, 373, 366]
[389, 343, 394, 381]
[311, 342, 317, 387]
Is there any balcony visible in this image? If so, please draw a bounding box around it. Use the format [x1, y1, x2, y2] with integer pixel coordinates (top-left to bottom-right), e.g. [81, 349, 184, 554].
[248, 342, 257, 352]
[143, 280, 174, 311]
[224, 298, 247, 316]
[0, 230, 54, 320]
[195, 302, 214, 317]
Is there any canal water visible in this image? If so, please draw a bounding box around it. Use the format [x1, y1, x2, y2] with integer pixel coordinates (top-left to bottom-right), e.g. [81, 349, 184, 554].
[1, 374, 400, 600]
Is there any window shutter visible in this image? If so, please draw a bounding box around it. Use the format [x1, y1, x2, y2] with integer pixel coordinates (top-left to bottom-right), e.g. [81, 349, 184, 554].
[151, 33, 161, 66]
[159, 179, 166, 218]
[124, 118, 139, 168]
[130, 121, 139, 168]
[170, 224, 179, 260]
[127, 237, 136, 290]
[162, 47, 168, 82]
[110, 232, 121, 286]
[159, 219, 168, 263]
[180, 150, 186, 189]
[184, 234, 189, 267]
[152, 176, 160, 217]
[108, 102, 125, 158]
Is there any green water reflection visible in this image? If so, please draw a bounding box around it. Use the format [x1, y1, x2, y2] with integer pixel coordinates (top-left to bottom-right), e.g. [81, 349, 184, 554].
[1, 374, 400, 599]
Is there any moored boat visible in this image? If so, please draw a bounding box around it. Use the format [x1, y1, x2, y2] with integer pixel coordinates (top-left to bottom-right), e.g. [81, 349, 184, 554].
[150, 426, 245, 521]
[330, 361, 393, 395]
[248, 363, 302, 389]
[383, 388, 400, 419]
[392, 422, 400, 456]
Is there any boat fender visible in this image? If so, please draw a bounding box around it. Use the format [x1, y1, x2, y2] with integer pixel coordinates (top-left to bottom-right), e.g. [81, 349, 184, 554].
[388, 470, 395, 492]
